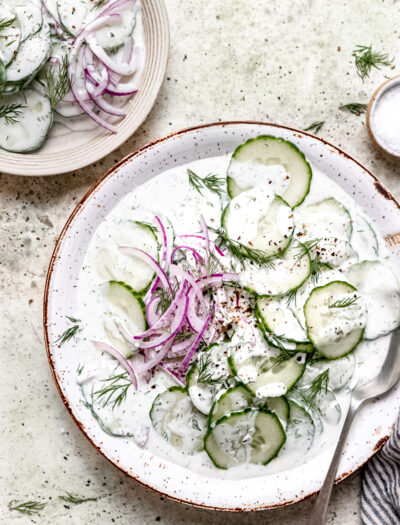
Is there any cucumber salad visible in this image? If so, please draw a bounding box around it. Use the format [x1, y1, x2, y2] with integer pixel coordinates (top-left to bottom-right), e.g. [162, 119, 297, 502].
[0, 0, 143, 153]
[74, 135, 400, 477]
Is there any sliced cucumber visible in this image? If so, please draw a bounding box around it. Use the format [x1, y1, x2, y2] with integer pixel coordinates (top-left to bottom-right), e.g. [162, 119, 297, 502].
[227, 135, 312, 208]
[265, 396, 290, 426]
[186, 342, 231, 415]
[222, 192, 293, 260]
[290, 386, 341, 435]
[102, 280, 146, 358]
[95, 2, 137, 49]
[296, 198, 352, 241]
[0, 89, 52, 152]
[240, 240, 311, 296]
[57, 0, 94, 37]
[150, 386, 207, 454]
[351, 216, 379, 260]
[346, 261, 400, 339]
[304, 281, 365, 359]
[7, 0, 42, 41]
[229, 351, 306, 398]
[204, 408, 286, 469]
[280, 400, 315, 458]
[97, 220, 158, 294]
[6, 25, 51, 83]
[208, 385, 253, 425]
[311, 238, 358, 269]
[0, 3, 21, 67]
[256, 295, 309, 344]
[298, 354, 355, 391]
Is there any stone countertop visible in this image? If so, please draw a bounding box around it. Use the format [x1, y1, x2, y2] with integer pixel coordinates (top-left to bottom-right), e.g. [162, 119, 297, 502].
[1, 0, 400, 523]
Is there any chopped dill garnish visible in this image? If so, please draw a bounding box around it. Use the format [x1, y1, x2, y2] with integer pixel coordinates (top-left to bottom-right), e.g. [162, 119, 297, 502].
[196, 353, 226, 385]
[187, 169, 225, 197]
[284, 288, 298, 306]
[274, 346, 302, 365]
[353, 44, 393, 81]
[0, 16, 16, 32]
[304, 121, 325, 134]
[155, 281, 179, 315]
[293, 369, 330, 414]
[213, 228, 275, 270]
[93, 372, 132, 410]
[42, 55, 70, 109]
[8, 500, 47, 515]
[59, 493, 98, 504]
[0, 103, 25, 124]
[56, 316, 82, 345]
[134, 220, 158, 235]
[339, 103, 368, 115]
[174, 331, 195, 342]
[294, 238, 332, 283]
[93, 0, 107, 8]
[309, 258, 332, 283]
[329, 295, 359, 309]
[191, 415, 201, 431]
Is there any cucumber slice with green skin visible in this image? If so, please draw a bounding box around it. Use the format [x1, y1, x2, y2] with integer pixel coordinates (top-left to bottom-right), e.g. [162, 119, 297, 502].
[0, 89, 52, 153]
[256, 295, 309, 345]
[265, 396, 290, 426]
[304, 281, 365, 359]
[222, 192, 294, 260]
[204, 408, 286, 469]
[97, 220, 158, 295]
[280, 400, 315, 458]
[289, 387, 341, 435]
[351, 216, 379, 260]
[208, 385, 253, 426]
[298, 354, 355, 391]
[103, 280, 146, 358]
[295, 197, 352, 241]
[7, 0, 42, 41]
[95, 2, 137, 49]
[228, 352, 306, 398]
[0, 4, 21, 67]
[227, 135, 312, 208]
[345, 261, 400, 340]
[150, 386, 207, 454]
[6, 24, 51, 83]
[186, 342, 231, 415]
[240, 241, 311, 297]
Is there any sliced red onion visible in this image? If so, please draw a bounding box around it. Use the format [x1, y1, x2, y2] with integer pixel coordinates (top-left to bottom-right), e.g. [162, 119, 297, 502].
[105, 82, 138, 96]
[178, 308, 214, 374]
[135, 340, 173, 375]
[168, 333, 197, 356]
[87, 34, 137, 76]
[87, 82, 126, 116]
[146, 296, 161, 326]
[92, 340, 138, 389]
[48, 57, 60, 64]
[119, 246, 172, 292]
[178, 234, 225, 257]
[170, 245, 203, 265]
[169, 264, 205, 308]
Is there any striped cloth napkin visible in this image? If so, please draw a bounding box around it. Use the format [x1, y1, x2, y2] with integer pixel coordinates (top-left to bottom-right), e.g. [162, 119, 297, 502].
[361, 414, 400, 524]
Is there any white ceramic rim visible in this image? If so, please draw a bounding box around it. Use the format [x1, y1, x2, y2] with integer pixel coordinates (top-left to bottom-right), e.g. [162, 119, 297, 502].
[0, 0, 169, 176]
[44, 121, 400, 511]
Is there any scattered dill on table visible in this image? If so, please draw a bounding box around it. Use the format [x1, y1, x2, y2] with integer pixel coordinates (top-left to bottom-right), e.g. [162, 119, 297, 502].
[353, 44, 393, 81]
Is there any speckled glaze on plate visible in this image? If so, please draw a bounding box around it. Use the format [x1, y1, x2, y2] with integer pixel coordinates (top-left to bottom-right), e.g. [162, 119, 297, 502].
[43, 121, 400, 511]
[0, 0, 169, 176]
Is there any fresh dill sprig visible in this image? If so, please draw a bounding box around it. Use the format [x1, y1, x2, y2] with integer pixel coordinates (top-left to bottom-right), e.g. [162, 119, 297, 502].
[309, 258, 332, 283]
[8, 500, 47, 515]
[284, 288, 298, 306]
[134, 220, 158, 236]
[294, 238, 331, 283]
[187, 169, 225, 197]
[304, 121, 325, 134]
[213, 228, 275, 270]
[0, 103, 25, 124]
[329, 295, 359, 309]
[93, 0, 108, 8]
[274, 346, 302, 365]
[155, 281, 179, 315]
[56, 316, 82, 345]
[93, 372, 132, 410]
[196, 353, 226, 385]
[293, 369, 330, 414]
[191, 415, 201, 431]
[174, 331, 195, 342]
[43, 55, 70, 109]
[0, 16, 16, 32]
[59, 493, 98, 504]
[339, 103, 368, 115]
[353, 44, 393, 81]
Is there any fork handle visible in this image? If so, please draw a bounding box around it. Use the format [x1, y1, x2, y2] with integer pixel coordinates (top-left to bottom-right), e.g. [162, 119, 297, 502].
[309, 400, 362, 525]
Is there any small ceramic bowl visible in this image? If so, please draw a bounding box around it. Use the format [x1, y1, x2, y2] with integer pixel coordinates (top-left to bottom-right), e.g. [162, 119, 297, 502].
[367, 75, 400, 158]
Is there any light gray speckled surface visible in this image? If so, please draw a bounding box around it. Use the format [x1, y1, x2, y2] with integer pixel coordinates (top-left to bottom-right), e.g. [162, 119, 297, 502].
[1, 0, 400, 523]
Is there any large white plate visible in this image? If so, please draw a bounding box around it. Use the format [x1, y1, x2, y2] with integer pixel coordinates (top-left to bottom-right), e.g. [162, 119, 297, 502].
[0, 0, 169, 176]
[43, 122, 400, 511]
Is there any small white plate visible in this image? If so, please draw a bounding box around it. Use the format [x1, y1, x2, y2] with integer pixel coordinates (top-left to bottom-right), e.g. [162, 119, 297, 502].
[44, 122, 400, 511]
[0, 0, 169, 176]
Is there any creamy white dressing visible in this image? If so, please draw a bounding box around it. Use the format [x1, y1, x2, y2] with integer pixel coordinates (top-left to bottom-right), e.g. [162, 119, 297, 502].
[76, 151, 396, 480]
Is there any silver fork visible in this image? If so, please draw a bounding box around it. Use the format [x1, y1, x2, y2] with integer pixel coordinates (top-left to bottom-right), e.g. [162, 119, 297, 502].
[310, 329, 400, 525]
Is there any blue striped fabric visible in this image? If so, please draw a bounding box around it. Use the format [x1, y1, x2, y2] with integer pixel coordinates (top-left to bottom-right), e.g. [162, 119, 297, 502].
[361, 414, 400, 524]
